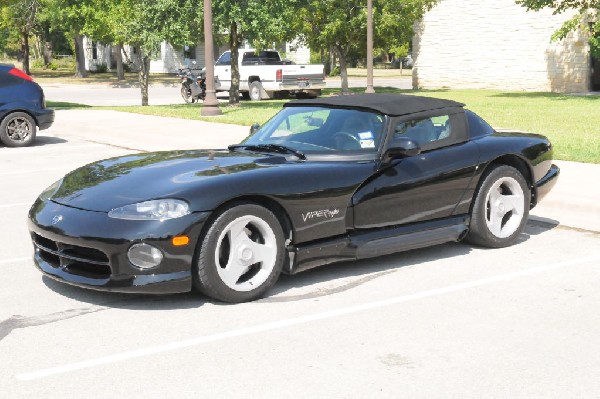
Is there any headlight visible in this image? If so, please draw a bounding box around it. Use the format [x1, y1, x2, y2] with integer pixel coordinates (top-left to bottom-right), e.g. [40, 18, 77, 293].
[39, 178, 63, 201]
[108, 199, 190, 221]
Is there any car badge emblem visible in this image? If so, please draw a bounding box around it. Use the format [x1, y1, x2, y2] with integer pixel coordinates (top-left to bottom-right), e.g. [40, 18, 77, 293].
[51, 215, 63, 225]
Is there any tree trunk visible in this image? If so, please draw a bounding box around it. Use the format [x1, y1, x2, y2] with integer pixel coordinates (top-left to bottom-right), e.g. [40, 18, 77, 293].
[138, 49, 150, 106]
[114, 43, 125, 81]
[336, 46, 349, 94]
[74, 33, 88, 77]
[229, 21, 241, 105]
[21, 30, 30, 75]
[43, 41, 52, 67]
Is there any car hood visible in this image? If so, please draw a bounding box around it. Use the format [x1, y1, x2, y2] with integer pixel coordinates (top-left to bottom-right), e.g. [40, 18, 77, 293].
[49, 150, 290, 212]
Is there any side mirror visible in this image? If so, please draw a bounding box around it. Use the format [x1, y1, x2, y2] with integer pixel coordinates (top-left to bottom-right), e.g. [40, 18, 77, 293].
[382, 138, 421, 163]
[250, 123, 261, 135]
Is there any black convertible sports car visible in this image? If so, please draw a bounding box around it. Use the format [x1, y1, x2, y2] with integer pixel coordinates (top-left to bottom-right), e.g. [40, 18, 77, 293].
[28, 94, 559, 302]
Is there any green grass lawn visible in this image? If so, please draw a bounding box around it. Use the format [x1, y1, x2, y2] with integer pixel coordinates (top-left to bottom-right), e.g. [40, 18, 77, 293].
[48, 87, 600, 163]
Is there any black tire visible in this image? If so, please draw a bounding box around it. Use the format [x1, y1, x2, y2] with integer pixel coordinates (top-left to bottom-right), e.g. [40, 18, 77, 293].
[249, 81, 263, 101]
[0, 112, 36, 147]
[193, 203, 285, 303]
[181, 85, 193, 103]
[241, 91, 251, 100]
[467, 165, 531, 248]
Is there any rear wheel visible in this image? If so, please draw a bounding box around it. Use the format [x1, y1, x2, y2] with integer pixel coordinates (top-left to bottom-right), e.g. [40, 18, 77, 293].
[194, 203, 285, 302]
[249, 81, 263, 101]
[467, 165, 530, 248]
[0, 112, 36, 147]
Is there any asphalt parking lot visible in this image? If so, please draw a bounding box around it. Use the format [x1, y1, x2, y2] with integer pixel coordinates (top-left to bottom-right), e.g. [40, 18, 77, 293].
[1, 111, 600, 398]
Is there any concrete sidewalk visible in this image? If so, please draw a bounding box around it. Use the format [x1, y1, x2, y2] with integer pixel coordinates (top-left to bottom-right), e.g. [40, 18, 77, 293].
[27, 109, 600, 233]
[529, 160, 600, 232]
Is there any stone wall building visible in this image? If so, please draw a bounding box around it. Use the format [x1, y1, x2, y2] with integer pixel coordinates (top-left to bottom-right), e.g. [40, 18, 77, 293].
[412, 0, 599, 92]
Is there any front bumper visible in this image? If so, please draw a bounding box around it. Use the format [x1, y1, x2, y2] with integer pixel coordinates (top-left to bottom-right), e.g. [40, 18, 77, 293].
[28, 199, 211, 294]
[533, 163, 560, 206]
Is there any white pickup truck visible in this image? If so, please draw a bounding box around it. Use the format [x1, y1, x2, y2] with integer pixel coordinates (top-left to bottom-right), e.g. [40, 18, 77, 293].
[214, 49, 325, 100]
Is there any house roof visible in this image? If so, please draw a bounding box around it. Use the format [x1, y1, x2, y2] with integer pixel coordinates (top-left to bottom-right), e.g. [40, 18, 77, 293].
[285, 94, 464, 116]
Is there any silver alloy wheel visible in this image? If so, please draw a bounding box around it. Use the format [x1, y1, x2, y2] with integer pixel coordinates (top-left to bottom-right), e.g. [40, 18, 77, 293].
[484, 176, 525, 238]
[249, 82, 262, 101]
[214, 214, 277, 291]
[6, 115, 33, 143]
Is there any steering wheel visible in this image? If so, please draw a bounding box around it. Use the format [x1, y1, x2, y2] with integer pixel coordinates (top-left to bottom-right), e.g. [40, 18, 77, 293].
[333, 132, 361, 150]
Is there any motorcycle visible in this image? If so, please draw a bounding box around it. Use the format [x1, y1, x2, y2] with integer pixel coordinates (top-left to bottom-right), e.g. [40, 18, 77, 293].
[176, 65, 206, 103]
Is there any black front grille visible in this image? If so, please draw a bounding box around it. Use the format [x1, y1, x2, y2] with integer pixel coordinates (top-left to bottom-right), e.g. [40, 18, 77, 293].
[32, 233, 111, 278]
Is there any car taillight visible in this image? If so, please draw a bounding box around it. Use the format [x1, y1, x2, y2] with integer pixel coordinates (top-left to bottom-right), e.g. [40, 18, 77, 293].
[9, 68, 33, 81]
[276, 69, 282, 82]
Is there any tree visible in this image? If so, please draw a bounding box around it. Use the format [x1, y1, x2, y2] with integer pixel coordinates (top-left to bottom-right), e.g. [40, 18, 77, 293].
[39, 0, 106, 77]
[296, 0, 437, 93]
[0, 0, 41, 74]
[121, 0, 202, 105]
[516, 0, 600, 57]
[213, 0, 298, 105]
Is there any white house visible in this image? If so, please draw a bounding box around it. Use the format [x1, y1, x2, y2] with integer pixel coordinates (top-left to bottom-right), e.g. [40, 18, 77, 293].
[412, 0, 599, 92]
[82, 38, 312, 74]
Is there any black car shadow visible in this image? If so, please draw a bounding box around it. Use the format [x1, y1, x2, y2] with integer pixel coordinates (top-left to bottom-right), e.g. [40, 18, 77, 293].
[42, 219, 559, 309]
[30, 136, 68, 146]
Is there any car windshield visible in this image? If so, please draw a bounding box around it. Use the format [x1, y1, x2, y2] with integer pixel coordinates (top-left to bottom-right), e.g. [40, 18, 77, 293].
[243, 106, 385, 155]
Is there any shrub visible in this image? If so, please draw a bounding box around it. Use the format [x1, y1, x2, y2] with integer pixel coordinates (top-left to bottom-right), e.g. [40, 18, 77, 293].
[92, 63, 108, 73]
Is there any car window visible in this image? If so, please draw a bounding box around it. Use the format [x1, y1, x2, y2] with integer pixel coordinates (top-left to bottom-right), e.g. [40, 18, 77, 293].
[393, 115, 452, 147]
[216, 52, 231, 66]
[466, 109, 495, 137]
[244, 107, 385, 154]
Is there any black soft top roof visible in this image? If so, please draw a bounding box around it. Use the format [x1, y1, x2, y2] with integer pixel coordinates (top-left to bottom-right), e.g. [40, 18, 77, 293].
[285, 94, 464, 116]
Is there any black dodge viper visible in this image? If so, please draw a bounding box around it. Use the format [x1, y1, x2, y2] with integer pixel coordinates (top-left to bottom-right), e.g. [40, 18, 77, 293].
[28, 94, 559, 302]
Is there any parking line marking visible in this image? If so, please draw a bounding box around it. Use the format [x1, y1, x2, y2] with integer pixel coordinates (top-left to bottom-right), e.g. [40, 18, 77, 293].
[0, 257, 30, 265]
[15, 254, 600, 381]
[0, 202, 31, 209]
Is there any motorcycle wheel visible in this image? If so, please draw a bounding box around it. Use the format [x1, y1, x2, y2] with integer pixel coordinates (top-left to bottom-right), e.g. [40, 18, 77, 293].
[181, 86, 193, 103]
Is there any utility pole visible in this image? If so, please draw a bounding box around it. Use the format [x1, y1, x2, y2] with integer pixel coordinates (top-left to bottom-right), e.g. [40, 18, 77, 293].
[201, 0, 222, 116]
[365, 0, 375, 94]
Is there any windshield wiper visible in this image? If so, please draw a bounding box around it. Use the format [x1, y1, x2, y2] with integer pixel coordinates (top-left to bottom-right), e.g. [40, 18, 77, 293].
[228, 144, 306, 160]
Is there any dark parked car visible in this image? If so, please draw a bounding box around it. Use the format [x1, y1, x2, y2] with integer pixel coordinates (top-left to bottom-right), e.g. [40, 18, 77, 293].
[0, 64, 54, 147]
[28, 94, 559, 302]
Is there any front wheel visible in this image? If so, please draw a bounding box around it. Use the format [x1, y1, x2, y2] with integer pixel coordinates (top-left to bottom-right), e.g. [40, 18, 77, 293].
[467, 165, 530, 248]
[181, 85, 194, 103]
[0, 112, 36, 147]
[193, 203, 285, 303]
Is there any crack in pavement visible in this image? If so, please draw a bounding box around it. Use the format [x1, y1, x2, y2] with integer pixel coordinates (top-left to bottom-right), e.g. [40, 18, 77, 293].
[0, 307, 107, 342]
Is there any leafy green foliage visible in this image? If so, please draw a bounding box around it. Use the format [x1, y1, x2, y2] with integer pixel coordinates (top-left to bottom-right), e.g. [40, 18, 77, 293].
[516, 0, 600, 57]
[295, 0, 437, 92]
[211, 0, 299, 104]
[0, 0, 41, 72]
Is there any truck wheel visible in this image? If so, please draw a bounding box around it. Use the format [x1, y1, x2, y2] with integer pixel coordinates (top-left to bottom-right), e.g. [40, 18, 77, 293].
[241, 91, 250, 100]
[249, 81, 263, 101]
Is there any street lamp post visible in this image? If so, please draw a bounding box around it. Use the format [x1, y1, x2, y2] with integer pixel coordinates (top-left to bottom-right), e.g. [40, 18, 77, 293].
[201, 0, 222, 116]
[365, 0, 375, 94]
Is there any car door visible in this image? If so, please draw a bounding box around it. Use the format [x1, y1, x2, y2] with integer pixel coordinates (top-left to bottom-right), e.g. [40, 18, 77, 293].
[352, 109, 480, 229]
